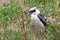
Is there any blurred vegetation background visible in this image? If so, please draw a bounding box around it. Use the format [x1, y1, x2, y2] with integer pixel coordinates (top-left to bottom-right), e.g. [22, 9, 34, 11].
[0, 0, 60, 40]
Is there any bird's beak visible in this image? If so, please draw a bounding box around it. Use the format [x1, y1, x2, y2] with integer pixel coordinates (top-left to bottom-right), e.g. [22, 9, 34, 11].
[27, 13, 30, 16]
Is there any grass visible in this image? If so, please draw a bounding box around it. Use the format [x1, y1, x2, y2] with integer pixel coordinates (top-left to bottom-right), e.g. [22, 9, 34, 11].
[0, 0, 60, 40]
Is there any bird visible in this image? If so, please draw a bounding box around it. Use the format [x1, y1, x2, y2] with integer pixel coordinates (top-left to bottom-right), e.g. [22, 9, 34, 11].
[27, 7, 46, 32]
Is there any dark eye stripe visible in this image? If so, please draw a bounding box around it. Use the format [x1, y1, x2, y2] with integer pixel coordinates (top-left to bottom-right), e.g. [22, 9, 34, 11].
[29, 10, 35, 13]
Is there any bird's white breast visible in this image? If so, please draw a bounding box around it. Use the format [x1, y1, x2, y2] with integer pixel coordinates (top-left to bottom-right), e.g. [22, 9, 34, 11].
[31, 14, 45, 31]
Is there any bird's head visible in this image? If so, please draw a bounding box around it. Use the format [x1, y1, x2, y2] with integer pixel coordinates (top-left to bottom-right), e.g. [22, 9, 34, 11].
[27, 7, 40, 16]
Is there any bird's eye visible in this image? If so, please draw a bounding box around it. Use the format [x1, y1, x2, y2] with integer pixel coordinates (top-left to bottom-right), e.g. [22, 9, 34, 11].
[29, 10, 35, 13]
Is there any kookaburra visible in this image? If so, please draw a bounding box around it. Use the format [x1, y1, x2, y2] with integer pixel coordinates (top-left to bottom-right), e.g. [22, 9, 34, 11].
[27, 7, 46, 32]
